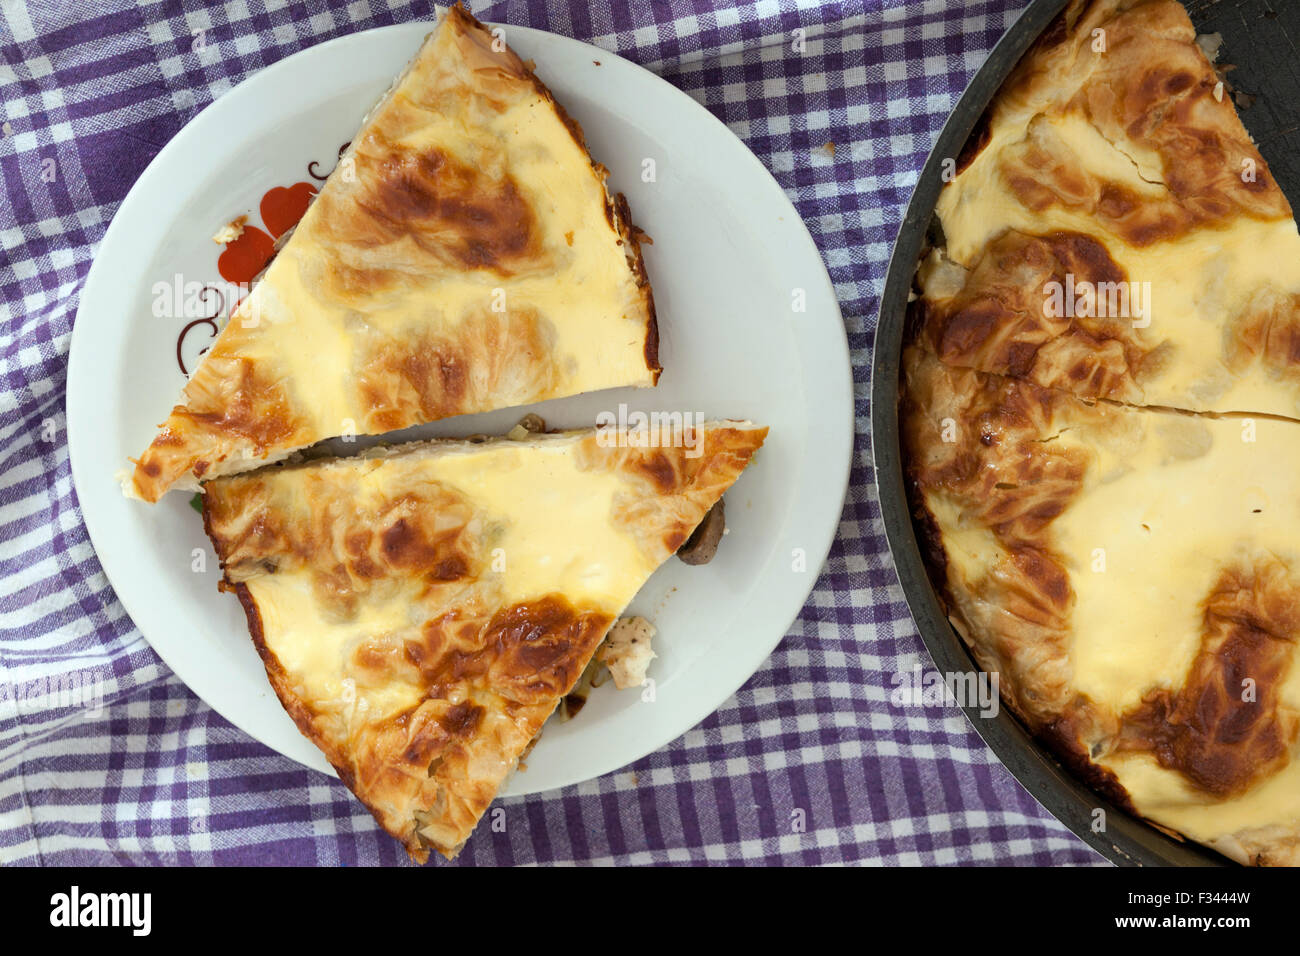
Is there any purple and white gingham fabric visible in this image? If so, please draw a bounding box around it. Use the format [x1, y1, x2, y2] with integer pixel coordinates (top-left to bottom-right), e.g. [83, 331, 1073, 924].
[0, 0, 1104, 866]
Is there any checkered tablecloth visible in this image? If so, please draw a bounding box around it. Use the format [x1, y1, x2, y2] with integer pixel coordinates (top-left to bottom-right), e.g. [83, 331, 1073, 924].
[0, 0, 1104, 866]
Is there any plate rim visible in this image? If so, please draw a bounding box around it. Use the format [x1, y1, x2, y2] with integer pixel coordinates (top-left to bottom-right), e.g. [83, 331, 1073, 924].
[67, 19, 854, 796]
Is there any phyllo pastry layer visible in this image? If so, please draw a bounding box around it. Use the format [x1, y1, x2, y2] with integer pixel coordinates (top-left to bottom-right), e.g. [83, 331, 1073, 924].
[905, 344, 1300, 866]
[202, 421, 767, 860]
[920, 0, 1300, 418]
[129, 4, 658, 501]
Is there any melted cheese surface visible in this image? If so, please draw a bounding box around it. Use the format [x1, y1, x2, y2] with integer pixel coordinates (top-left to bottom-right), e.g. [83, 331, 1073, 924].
[246, 436, 654, 714]
[129, 8, 656, 501]
[937, 111, 1300, 418]
[1106, 751, 1300, 847]
[217, 423, 767, 725]
[1051, 415, 1300, 714]
[252, 87, 651, 441]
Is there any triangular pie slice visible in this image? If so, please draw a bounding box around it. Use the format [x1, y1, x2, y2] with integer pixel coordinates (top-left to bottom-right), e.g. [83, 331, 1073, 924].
[201, 421, 767, 860]
[918, 0, 1300, 418]
[903, 344, 1300, 866]
[128, 4, 658, 502]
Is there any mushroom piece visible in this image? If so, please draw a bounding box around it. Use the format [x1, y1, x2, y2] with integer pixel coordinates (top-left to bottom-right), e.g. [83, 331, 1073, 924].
[676, 498, 726, 565]
[506, 413, 547, 441]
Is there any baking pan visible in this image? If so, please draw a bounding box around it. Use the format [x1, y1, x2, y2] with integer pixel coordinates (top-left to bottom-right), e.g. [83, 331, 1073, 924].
[871, 0, 1300, 866]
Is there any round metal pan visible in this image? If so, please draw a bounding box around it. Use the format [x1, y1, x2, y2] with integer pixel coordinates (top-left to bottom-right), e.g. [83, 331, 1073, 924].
[870, 0, 1300, 866]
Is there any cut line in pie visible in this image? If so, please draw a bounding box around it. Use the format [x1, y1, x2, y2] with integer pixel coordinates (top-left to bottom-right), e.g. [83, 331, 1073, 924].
[905, 0, 1300, 865]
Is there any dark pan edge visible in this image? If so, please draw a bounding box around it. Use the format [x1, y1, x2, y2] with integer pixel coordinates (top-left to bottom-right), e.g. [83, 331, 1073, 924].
[869, 0, 1229, 867]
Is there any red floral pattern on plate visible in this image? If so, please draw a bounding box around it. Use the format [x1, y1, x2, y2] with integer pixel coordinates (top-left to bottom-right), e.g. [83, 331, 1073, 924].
[175, 151, 341, 375]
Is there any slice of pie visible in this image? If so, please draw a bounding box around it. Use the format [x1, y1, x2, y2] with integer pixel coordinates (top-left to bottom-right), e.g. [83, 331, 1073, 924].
[128, 4, 658, 502]
[201, 421, 767, 861]
[903, 345, 1300, 866]
[918, 0, 1300, 417]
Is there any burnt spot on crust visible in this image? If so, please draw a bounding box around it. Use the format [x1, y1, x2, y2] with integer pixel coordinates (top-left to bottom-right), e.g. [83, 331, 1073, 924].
[313, 131, 550, 292]
[381, 518, 421, 563]
[1039, 700, 1140, 816]
[385, 699, 488, 772]
[356, 306, 561, 434]
[634, 450, 677, 495]
[397, 713, 450, 770]
[608, 190, 661, 381]
[428, 555, 470, 582]
[1035, 6, 1069, 51]
[370, 505, 477, 586]
[369, 146, 541, 273]
[205, 477, 482, 621]
[907, 488, 951, 592]
[438, 700, 484, 737]
[638, 263, 661, 380]
[483, 596, 614, 704]
[921, 230, 1148, 403]
[132, 353, 309, 501]
[955, 109, 993, 177]
[406, 594, 613, 708]
[1119, 556, 1300, 798]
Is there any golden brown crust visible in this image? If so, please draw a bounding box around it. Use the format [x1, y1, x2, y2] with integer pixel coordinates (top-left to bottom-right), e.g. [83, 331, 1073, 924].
[902, 346, 1089, 727]
[919, 230, 1153, 403]
[903, 341, 1300, 861]
[906, 0, 1300, 866]
[130, 352, 314, 494]
[202, 424, 766, 861]
[1226, 289, 1300, 385]
[573, 426, 766, 558]
[129, 3, 658, 502]
[206, 474, 485, 621]
[312, 139, 551, 286]
[979, 0, 1290, 244]
[1119, 556, 1300, 798]
[926, 0, 1300, 415]
[354, 307, 562, 435]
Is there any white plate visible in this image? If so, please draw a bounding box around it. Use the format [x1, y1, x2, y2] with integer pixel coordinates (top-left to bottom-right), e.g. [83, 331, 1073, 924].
[67, 19, 852, 797]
